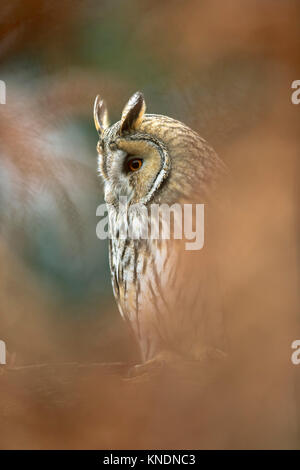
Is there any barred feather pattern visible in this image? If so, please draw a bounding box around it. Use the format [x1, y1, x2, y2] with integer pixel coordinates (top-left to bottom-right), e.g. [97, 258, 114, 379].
[96, 98, 227, 363]
[107, 202, 225, 362]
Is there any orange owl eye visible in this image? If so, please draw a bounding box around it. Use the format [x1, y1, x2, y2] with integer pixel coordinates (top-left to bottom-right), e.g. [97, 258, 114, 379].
[127, 158, 143, 172]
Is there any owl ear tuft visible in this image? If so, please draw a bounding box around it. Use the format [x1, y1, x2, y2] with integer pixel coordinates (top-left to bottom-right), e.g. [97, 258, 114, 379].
[120, 91, 146, 134]
[94, 95, 109, 135]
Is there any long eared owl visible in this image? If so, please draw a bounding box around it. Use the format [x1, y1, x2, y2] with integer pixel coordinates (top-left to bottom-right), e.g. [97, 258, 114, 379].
[94, 91, 227, 370]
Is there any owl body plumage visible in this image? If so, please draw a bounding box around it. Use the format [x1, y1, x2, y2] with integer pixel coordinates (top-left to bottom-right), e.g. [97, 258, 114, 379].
[94, 92, 227, 364]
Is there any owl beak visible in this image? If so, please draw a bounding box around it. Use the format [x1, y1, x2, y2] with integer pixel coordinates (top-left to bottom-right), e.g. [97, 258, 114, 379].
[94, 95, 110, 135]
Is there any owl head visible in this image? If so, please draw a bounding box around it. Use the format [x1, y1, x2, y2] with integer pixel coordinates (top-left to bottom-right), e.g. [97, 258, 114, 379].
[94, 91, 224, 206]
